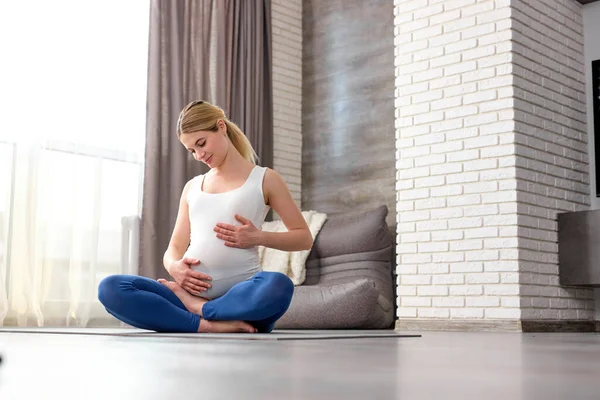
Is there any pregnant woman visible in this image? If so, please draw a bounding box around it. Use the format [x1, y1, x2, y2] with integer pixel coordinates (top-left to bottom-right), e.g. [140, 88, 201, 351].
[98, 100, 313, 333]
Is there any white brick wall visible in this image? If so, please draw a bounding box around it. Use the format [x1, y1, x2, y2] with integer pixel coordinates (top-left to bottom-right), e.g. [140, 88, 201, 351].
[395, 0, 518, 322]
[512, 0, 594, 320]
[272, 0, 302, 207]
[394, 0, 593, 324]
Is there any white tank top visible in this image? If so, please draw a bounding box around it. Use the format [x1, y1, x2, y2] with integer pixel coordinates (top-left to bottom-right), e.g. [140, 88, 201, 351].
[184, 166, 270, 282]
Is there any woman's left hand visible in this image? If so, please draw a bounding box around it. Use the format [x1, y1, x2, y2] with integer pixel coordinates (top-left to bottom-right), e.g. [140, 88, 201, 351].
[214, 214, 261, 249]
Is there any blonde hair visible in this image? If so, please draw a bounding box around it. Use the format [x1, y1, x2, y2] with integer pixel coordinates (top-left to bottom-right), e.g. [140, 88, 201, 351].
[176, 100, 257, 164]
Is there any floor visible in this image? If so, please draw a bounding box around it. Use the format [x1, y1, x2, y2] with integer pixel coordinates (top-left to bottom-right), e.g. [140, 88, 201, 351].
[0, 330, 599, 400]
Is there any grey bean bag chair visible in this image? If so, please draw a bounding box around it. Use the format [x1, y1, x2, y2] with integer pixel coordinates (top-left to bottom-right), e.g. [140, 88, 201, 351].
[275, 205, 395, 329]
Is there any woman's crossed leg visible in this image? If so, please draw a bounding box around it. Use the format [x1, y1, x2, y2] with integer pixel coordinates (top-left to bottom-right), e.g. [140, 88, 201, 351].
[98, 271, 293, 333]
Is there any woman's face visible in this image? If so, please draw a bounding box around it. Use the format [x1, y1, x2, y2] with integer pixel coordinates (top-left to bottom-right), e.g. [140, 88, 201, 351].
[180, 120, 228, 168]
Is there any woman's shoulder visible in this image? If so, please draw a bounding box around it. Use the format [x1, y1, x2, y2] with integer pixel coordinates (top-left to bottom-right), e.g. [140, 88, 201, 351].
[262, 166, 278, 180]
[183, 174, 205, 200]
[186, 174, 204, 188]
[262, 168, 288, 191]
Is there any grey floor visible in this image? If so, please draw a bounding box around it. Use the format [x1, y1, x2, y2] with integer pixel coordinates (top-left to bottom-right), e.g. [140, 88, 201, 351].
[0, 330, 599, 400]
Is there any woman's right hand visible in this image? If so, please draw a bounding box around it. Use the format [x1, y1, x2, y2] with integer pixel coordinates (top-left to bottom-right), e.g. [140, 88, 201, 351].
[168, 257, 212, 295]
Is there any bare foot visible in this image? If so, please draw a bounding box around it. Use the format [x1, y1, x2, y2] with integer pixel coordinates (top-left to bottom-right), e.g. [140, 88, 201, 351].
[158, 279, 208, 316]
[198, 319, 257, 333]
[158, 279, 257, 334]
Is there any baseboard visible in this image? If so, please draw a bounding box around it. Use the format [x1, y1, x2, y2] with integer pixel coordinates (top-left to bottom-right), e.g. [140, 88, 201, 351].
[395, 319, 521, 332]
[520, 320, 596, 333]
[395, 319, 597, 333]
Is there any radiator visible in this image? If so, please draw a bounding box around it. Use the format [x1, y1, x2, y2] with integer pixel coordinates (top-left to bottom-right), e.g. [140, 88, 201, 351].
[120, 215, 140, 275]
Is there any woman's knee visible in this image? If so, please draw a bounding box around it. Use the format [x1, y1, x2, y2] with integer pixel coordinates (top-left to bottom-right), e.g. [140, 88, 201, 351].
[262, 272, 294, 303]
[97, 274, 128, 309]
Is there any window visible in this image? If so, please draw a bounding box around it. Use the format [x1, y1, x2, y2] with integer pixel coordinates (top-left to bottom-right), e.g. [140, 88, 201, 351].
[0, 1, 149, 326]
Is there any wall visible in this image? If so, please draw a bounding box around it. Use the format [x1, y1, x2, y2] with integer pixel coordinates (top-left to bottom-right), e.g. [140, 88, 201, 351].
[302, 0, 396, 226]
[272, 0, 302, 207]
[512, 0, 594, 321]
[583, 1, 600, 319]
[394, 0, 594, 328]
[585, 2, 600, 211]
[394, 0, 520, 324]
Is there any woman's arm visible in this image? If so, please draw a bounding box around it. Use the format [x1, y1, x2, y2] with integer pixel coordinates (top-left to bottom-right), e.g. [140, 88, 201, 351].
[163, 180, 212, 294]
[163, 181, 192, 272]
[259, 168, 313, 252]
[213, 169, 313, 251]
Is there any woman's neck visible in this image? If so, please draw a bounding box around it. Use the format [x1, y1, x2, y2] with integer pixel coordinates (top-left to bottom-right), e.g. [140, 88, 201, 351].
[211, 146, 253, 178]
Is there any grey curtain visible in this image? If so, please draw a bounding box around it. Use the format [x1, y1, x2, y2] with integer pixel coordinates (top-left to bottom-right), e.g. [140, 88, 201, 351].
[140, 0, 273, 279]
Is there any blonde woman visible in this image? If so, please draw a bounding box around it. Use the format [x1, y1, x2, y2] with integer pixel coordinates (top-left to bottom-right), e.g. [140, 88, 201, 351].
[98, 100, 312, 333]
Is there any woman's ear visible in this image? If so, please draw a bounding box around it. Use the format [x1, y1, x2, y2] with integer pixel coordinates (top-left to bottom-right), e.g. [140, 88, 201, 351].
[218, 119, 227, 135]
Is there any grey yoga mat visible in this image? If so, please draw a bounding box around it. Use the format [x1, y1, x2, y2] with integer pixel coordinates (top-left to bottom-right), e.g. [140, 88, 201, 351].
[0, 327, 421, 340]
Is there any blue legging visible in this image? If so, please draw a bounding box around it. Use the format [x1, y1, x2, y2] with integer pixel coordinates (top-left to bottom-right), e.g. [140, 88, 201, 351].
[97, 271, 294, 333]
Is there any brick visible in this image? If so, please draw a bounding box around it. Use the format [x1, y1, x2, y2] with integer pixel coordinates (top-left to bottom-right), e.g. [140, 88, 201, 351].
[415, 197, 447, 210]
[451, 262, 484, 272]
[431, 141, 463, 154]
[484, 237, 519, 249]
[464, 227, 499, 239]
[461, 23, 496, 40]
[464, 159, 498, 172]
[430, 119, 465, 133]
[430, 184, 463, 196]
[485, 284, 519, 295]
[445, 38, 478, 54]
[448, 194, 481, 207]
[433, 297, 465, 307]
[432, 230, 463, 241]
[463, 205, 499, 217]
[431, 97, 462, 111]
[430, 208, 464, 219]
[449, 217, 483, 229]
[416, 220, 448, 231]
[397, 264, 418, 275]
[465, 273, 501, 284]
[449, 285, 483, 296]
[485, 308, 520, 319]
[398, 243, 418, 254]
[466, 296, 500, 307]
[397, 307, 418, 318]
[418, 242, 449, 253]
[445, 106, 479, 119]
[400, 232, 431, 243]
[501, 297, 521, 308]
[464, 181, 499, 193]
[418, 285, 449, 296]
[402, 297, 432, 307]
[397, 286, 418, 296]
[465, 250, 499, 261]
[500, 273, 518, 284]
[432, 275, 465, 285]
[464, 110, 498, 128]
[400, 275, 432, 285]
[451, 309, 484, 318]
[418, 264, 450, 274]
[444, 61, 478, 77]
[418, 308, 450, 318]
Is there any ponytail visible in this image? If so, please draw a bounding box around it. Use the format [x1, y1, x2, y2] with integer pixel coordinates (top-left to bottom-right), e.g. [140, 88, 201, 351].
[224, 120, 258, 165]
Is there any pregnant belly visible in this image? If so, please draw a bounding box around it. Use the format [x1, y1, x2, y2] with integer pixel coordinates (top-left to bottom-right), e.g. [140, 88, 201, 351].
[184, 237, 260, 280]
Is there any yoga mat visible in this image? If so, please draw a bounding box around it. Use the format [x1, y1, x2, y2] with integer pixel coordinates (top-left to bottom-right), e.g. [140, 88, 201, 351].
[0, 327, 420, 340]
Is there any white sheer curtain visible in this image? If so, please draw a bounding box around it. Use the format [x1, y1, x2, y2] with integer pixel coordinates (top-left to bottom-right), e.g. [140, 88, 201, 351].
[0, 1, 149, 327]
